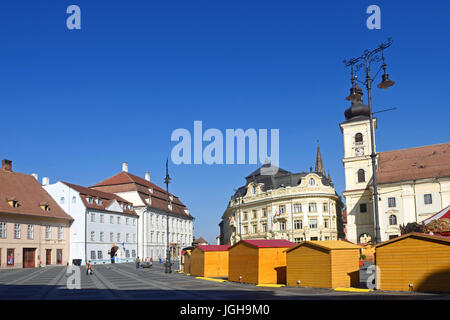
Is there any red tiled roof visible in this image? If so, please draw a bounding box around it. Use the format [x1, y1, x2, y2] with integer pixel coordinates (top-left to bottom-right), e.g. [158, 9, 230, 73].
[90, 171, 192, 219]
[62, 182, 138, 216]
[0, 169, 73, 221]
[196, 245, 230, 252]
[193, 237, 208, 244]
[232, 239, 295, 249]
[377, 143, 450, 184]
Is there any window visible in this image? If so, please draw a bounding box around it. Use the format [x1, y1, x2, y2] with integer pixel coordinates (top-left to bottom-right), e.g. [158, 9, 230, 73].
[87, 197, 93, 204]
[243, 226, 248, 234]
[355, 133, 363, 145]
[110, 216, 114, 224]
[262, 209, 267, 217]
[132, 250, 136, 258]
[90, 213, 95, 222]
[98, 251, 103, 260]
[325, 236, 330, 240]
[110, 232, 114, 242]
[14, 224, 21, 239]
[309, 203, 317, 213]
[279, 222, 286, 231]
[262, 223, 267, 232]
[99, 232, 104, 242]
[252, 225, 257, 234]
[309, 219, 318, 229]
[388, 197, 396, 208]
[360, 203, 367, 213]
[117, 233, 121, 242]
[126, 233, 130, 242]
[294, 237, 303, 243]
[252, 210, 257, 219]
[45, 226, 51, 239]
[389, 215, 397, 226]
[133, 219, 136, 226]
[133, 234, 136, 243]
[100, 214, 104, 223]
[279, 205, 286, 214]
[424, 194, 432, 205]
[90, 231, 95, 241]
[57, 249, 63, 264]
[309, 178, 315, 186]
[7, 249, 14, 266]
[358, 169, 366, 183]
[0, 222, 6, 238]
[243, 212, 248, 221]
[324, 219, 329, 228]
[294, 220, 303, 230]
[27, 225, 34, 240]
[310, 237, 319, 241]
[323, 203, 328, 213]
[126, 218, 129, 225]
[252, 185, 256, 195]
[117, 217, 121, 225]
[126, 250, 130, 258]
[90, 251, 96, 260]
[60, 197, 65, 205]
[96, 198, 102, 205]
[58, 226, 63, 240]
[293, 204, 302, 213]
[72, 196, 76, 204]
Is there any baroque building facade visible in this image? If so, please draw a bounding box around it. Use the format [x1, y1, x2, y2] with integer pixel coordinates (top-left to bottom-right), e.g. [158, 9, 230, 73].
[340, 90, 450, 244]
[90, 163, 194, 261]
[220, 149, 344, 245]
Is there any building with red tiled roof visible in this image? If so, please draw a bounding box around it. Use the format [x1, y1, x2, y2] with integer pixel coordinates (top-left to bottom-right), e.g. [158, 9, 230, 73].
[90, 162, 194, 261]
[44, 180, 138, 265]
[0, 160, 73, 268]
[340, 92, 450, 244]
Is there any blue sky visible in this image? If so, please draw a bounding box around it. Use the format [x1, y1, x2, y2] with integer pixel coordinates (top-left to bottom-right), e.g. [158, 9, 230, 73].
[1, 1, 449, 244]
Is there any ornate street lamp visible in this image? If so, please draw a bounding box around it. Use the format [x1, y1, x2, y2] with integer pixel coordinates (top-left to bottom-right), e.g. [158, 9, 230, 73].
[343, 38, 395, 244]
[164, 158, 172, 273]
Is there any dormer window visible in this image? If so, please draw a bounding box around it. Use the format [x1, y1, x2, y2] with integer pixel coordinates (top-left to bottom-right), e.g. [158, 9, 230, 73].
[122, 203, 127, 210]
[86, 197, 93, 204]
[7, 198, 20, 208]
[309, 178, 315, 186]
[40, 202, 50, 212]
[148, 188, 153, 194]
[252, 185, 256, 195]
[96, 198, 103, 206]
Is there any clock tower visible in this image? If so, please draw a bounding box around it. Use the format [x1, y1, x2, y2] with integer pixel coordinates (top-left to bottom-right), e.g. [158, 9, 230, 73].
[340, 86, 377, 243]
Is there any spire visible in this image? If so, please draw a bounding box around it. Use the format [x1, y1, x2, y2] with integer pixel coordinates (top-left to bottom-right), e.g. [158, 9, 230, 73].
[315, 143, 326, 176]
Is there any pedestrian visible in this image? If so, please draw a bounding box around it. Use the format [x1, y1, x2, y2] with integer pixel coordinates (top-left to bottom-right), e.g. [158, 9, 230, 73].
[86, 260, 93, 275]
[146, 257, 150, 266]
[158, 256, 162, 264]
[135, 256, 141, 269]
[149, 258, 153, 267]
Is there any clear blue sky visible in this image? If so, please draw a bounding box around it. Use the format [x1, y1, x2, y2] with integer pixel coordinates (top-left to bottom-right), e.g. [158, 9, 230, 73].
[1, 1, 449, 244]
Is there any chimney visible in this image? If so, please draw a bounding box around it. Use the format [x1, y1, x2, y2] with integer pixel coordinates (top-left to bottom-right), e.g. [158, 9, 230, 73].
[1, 159, 12, 172]
[145, 171, 150, 181]
[122, 162, 128, 172]
[42, 177, 50, 186]
[31, 173, 39, 180]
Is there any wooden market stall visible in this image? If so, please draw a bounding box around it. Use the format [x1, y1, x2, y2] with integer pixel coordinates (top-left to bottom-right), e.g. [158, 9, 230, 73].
[375, 232, 450, 293]
[189, 245, 230, 278]
[285, 240, 361, 289]
[181, 249, 192, 274]
[228, 239, 295, 285]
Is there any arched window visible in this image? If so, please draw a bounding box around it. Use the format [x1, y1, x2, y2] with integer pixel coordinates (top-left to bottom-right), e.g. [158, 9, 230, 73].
[355, 133, 363, 145]
[309, 178, 315, 186]
[389, 215, 397, 226]
[358, 169, 366, 183]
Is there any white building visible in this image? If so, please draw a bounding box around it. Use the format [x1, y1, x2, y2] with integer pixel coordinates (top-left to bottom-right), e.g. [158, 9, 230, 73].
[340, 93, 450, 243]
[44, 181, 138, 265]
[219, 149, 344, 245]
[90, 163, 194, 261]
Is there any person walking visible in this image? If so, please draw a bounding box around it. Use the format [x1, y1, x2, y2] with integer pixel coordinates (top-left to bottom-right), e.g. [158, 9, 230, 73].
[135, 256, 141, 269]
[86, 260, 93, 275]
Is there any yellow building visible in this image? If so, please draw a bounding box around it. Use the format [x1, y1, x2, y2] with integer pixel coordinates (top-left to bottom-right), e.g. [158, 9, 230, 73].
[190, 245, 230, 278]
[220, 148, 344, 245]
[340, 94, 450, 243]
[0, 160, 73, 268]
[286, 240, 361, 289]
[375, 233, 450, 293]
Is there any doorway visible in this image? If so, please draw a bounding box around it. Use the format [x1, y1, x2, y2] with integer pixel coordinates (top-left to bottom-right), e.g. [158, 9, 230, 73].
[46, 249, 51, 265]
[23, 248, 36, 268]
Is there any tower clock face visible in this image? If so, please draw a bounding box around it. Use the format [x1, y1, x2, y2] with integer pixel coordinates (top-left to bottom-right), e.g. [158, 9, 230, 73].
[355, 148, 364, 156]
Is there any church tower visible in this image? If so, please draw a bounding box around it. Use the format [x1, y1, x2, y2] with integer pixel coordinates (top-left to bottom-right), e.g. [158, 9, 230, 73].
[340, 86, 377, 243]
[315, 145, 326, 176]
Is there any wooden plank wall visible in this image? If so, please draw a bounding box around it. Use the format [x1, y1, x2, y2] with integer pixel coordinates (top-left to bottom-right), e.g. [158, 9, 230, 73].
[228, 243, 259, 284]
[258, 248, 288, 284]
[204, 251, 229, 278]
[286, 245, 331, 288]
[190, 249, 205, 276]
[376, 238, 450, 293]
[330, 249, 360, 288]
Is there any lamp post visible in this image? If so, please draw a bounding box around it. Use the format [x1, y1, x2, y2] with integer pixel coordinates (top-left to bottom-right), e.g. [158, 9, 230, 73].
[344, 38, 395, 244]
[164, 158, 172, 273]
